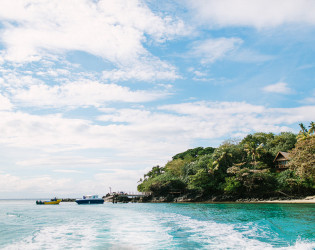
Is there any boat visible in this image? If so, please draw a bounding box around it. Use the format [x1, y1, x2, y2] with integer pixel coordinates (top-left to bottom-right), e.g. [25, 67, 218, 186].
[36, 198, 61, 205]
[75, 195, 104, 205]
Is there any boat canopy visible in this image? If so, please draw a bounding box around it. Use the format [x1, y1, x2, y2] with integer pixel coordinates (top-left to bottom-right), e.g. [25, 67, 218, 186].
[83, 195, 99, 199]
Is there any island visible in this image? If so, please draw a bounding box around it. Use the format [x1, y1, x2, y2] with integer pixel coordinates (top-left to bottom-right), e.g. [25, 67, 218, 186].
[137, 122, 315, 203]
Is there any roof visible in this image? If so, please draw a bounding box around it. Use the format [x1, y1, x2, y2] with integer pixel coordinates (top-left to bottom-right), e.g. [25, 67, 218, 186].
[273, 151, 291, 162]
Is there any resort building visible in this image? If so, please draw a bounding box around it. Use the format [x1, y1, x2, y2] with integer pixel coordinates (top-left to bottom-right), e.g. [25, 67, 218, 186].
[273, 151, 291, 172]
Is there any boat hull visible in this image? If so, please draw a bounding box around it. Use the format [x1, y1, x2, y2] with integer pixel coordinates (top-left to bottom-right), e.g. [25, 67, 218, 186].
[36, 199, 61, 205]
[76, 199, 104, 205]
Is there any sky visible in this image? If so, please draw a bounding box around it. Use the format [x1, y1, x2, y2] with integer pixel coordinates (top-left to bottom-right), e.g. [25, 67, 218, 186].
[0, 0, 315, 198]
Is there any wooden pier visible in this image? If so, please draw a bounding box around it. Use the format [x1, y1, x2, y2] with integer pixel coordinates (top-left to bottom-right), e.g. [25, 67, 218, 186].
[103, 192, 151, 203]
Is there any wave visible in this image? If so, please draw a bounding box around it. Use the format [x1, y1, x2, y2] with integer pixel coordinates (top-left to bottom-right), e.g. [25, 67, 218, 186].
[2, 204, 314, 249]
[3, 224, 97, 250]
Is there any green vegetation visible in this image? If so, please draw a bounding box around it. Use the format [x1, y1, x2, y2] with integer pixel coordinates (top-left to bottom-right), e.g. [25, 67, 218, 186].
[138, 123, 315, 201]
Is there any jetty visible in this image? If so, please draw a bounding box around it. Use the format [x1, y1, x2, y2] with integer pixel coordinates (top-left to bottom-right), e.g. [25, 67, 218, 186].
[103, 192, 151, 203]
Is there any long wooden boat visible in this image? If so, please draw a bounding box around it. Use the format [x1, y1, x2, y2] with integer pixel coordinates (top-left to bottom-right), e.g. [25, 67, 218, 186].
[36, 198, 61, 205]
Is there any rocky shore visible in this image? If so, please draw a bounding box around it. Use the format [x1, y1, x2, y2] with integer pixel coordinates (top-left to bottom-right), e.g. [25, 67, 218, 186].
[60, 195, 315, 204]
[145, 195, 315, 204]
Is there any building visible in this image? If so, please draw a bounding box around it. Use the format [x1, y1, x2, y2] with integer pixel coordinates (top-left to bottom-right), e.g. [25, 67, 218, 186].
[273, 151, 291, 172]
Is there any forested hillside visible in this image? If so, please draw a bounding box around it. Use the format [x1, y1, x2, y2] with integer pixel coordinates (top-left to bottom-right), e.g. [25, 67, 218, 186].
[137, 123, 315, 201]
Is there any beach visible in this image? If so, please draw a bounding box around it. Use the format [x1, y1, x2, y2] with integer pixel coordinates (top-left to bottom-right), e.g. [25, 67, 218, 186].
[256, 195, 315, 204]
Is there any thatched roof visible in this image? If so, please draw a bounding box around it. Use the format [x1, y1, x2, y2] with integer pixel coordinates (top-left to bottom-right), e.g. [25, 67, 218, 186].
[273, 151, 291, 162]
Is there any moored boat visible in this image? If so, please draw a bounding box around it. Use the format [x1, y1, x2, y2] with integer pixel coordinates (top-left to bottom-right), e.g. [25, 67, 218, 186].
[36, 198, 61, 205]
[76, 195, 104, 205]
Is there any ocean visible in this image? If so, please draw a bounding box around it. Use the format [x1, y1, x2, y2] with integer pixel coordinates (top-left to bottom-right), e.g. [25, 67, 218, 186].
[0, 200, 314, 249]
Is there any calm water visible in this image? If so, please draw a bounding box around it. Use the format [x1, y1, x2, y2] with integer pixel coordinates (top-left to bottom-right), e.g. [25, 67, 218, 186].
[0, 200, 314, 249]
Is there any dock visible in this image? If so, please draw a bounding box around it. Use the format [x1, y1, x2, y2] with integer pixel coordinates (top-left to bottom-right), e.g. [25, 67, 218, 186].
[103, 192, 151, 203]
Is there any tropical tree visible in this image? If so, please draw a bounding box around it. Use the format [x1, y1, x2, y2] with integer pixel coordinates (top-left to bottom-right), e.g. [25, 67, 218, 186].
[211, 142, 240, 172]
[144, 165, 164, 179]
[289, 134, 315, 182]
[241, 134, 266, 168]
[225, 166, 276, 196]
[309, 121, 315, 135]
[297, 122, 315, 141]
[266, 132, 297, 156]
[164, 158, 186, 177]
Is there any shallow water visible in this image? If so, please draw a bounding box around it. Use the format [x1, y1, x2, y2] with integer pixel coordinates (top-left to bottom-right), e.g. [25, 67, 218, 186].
[0, 200, 314, 249]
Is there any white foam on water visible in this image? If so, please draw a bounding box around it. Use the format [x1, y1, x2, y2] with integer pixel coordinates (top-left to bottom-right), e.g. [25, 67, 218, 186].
[6, 212, 21, 218]
[153, 212, 315, 250]
[105, 208, 174, 249]
[158, 213, 272, 249]
[281, 240, 315, 250]
[2, 204, 314, 250]
[3, 224, 97, 250]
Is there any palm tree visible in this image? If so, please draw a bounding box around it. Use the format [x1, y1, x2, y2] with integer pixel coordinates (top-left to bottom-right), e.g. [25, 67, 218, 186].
[297, 122, 315, 141]
[244, 141, 265, 168]
[309, 121, 315, 135]
[211, 146, 232, 172]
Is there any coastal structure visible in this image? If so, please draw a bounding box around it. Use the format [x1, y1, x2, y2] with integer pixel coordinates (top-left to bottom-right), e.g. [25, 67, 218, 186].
[103, 192, 151, 203]
[273, 151, 291, 172]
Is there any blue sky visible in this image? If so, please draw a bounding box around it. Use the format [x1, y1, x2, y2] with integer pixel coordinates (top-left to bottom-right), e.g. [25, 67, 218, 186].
[0, 0, 315, 198]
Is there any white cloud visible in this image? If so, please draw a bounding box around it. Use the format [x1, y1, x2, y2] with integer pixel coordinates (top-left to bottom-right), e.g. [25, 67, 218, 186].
[263, 82, 293, 94]
[193, 70, 207, 77]
[190, 38, 243, 63]
[11, 79, 170, 108]
[229, 49, 274, 63]
[102, 59, 180, 82]
[0, 168, 148, 198]
[93, 168, 147, 193]
[53, 170, 84, 174]
[301, 89, 315, 104]
[187, 0, 315, 28]
[0, 172, 71, 195]
[16, 155, 104, 167]
[1, 102, 314, 156]
[1, 101, 315, 197]
[0, 94, 13, 110]
[0, 0, 186, 81]
[303, 97, 315, 104]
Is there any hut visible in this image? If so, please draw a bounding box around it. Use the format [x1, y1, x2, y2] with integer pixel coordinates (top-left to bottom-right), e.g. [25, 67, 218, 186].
[273, 151, 291, 172]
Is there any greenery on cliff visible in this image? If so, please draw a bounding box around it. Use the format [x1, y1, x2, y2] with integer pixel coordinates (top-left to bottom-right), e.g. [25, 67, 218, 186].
[137, 123, 315, 201]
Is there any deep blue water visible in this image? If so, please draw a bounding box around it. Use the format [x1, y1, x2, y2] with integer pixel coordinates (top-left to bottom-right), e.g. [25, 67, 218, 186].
[0, 200, 314, 249]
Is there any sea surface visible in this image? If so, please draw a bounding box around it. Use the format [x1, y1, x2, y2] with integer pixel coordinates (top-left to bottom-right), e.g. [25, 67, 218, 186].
[0, 200, 314, 249]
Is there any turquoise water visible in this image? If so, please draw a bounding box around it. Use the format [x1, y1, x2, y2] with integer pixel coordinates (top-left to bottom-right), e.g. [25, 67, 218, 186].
[0, 200, 314, 249]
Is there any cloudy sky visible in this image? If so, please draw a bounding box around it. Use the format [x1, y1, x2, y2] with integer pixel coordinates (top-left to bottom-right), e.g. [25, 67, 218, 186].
[0, 0, 315, 198]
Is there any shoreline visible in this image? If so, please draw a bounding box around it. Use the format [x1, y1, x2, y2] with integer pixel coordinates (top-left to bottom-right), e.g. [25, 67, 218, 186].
[253, 196, 315, 203]
[146, 195, 315, 204]
[189, 195, 315, 204]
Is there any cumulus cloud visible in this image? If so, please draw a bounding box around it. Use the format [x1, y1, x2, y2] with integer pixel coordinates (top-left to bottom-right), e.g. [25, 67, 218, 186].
[16, 155, 104, 167]
[1, 102, 314, 156]
[0, 101, 314, 195]
[0, 0, 186, 81]
[263, 82, 293, 94]
[187, 0, 315, 28]
[0, 172, 72, 195]
[93, 168, 147, 193]
[0, 169, 146, 197]
[11, 79, 170, 108]
[0, 94, 13, 110]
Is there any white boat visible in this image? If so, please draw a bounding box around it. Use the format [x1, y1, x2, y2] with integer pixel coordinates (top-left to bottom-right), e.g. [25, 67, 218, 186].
[75, 195, 104, 205]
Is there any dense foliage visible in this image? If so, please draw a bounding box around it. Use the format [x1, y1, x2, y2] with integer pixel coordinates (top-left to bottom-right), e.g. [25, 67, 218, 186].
[138, 123, 315, 200]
